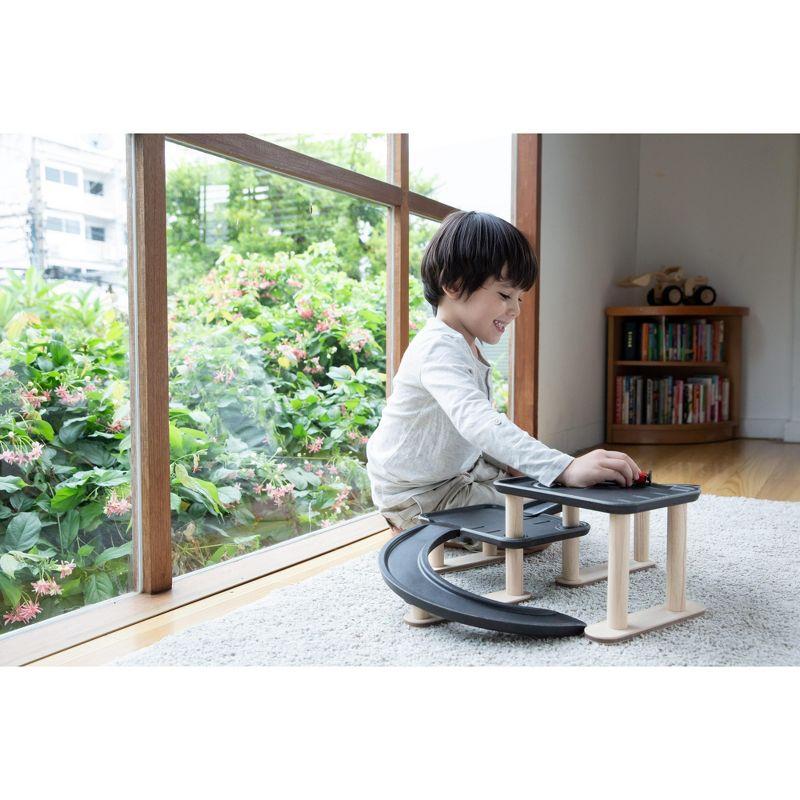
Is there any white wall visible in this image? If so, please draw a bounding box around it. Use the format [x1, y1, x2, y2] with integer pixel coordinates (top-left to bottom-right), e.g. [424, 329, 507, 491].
[635, 135, 800, 440]
[538, 134, 641, 453]
[538, 134, 800, 454]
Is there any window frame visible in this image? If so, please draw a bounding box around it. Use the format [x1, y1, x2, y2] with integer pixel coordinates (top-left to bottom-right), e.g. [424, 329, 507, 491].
[1, 133, 542, 664]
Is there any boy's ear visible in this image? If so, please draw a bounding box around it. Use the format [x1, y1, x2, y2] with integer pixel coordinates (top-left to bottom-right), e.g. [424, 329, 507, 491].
[441, 278, 463, 300]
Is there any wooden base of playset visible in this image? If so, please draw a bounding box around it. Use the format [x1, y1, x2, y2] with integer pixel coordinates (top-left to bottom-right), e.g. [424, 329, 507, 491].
[584, 601, 705, 642]
[429, 543, 505, 574]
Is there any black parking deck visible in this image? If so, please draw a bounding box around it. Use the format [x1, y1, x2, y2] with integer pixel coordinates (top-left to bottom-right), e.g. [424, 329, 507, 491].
[493, 476, 701, 514]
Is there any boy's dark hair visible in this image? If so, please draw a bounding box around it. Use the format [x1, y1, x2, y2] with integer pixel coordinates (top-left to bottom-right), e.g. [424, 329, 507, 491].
[420, 210, 537, 308]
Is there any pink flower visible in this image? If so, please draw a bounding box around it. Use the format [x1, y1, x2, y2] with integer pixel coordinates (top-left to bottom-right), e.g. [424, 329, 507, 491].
[275, 463, 286, 472]
[315, 321, 331, 333]
[57, 561, 76, 579]
[287, 278, 303, 288]
[3, 600, 42, 625]
[0, 443, 43, 466]
[266, 483, 295, 507]
[213, 367, 235, 384]
[56, 385, 86, 406]
[19, 388, 50, 408]
[295, 298, 314, 319]
[104, 491, 132, 517]
[315, 469, 325, 477]
[360, 436, 369, 444]
[307, 437, 323, 453]
[346, 327, 370, 353]
[32, 578, 61, 596]
[303, 356, 324, 375]
[107, 418, 128, 433]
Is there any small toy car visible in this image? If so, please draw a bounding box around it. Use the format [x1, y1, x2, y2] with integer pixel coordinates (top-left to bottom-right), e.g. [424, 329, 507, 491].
[617, 265, 716, 306]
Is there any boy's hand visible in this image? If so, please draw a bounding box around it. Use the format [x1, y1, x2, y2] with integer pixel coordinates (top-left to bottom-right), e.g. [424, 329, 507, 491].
[556, 449, 643, 488]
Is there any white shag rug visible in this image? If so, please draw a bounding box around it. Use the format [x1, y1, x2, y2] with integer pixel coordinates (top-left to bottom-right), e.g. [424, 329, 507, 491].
[114, 494, 800, 666]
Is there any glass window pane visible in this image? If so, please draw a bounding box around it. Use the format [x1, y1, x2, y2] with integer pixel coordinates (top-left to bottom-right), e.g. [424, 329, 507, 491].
[166, 142, 388, 577]
[0, 134, 131, 636]
[410, 134, 512, 221]
[62, 170, 79, 187]
[45, 166, 60, 182]
[257, 133, 388, 182]
[64, 219, 80, 235]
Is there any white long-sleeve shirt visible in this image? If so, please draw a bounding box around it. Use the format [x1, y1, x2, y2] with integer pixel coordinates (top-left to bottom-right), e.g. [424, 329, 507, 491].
[366, 315, 575, 509]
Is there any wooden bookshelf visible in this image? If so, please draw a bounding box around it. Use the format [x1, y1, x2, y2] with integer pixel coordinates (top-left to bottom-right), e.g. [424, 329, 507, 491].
[606, 306, 749, 444]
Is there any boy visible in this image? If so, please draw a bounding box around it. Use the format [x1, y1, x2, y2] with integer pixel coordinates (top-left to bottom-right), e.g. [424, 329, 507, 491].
[366, 210, 643, 538]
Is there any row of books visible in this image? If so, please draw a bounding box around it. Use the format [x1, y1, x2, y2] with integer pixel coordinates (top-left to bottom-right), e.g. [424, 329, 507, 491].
[621, 319, 725, 362]
[614, 374, 731, 425]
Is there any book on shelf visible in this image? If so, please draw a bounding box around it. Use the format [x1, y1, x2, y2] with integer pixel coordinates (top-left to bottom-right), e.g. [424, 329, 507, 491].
[614, 374, 730, 425]
[620, 319, 725, 361]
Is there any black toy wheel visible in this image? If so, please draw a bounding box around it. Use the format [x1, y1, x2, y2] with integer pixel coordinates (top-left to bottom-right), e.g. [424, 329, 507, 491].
[662, 285, 684, 305]
[692, 285, 716, 305]
[646, 288, 657, 306]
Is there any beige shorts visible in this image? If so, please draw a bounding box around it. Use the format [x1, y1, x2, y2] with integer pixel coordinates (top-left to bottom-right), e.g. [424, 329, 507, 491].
[380, 454, 511, 531]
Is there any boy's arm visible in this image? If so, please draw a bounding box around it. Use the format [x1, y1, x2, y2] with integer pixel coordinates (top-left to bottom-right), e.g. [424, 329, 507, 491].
[420, 340, 574, 486]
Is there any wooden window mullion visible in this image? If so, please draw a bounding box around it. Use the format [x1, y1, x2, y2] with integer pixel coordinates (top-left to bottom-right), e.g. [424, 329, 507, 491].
[129, 134, 172, 594]
[386, 134, 409, 397]
[510, 133, 543, 437]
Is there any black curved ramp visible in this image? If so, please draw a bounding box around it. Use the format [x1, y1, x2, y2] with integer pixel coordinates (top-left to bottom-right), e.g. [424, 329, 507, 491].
[379, 523, 585, 637]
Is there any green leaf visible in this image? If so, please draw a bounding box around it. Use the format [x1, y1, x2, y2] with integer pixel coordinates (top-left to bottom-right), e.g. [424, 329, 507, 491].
[77, 544, 95, 557]
[79, 502, 104, 529]
[0, 476, 26, 494]
[59, 416, 88, 444]
[94, 541, 132, 566]
[174, 463, 221, 513]
[0, 574, 22, 608]
[73, 441, 116, 467]
[0, 553, 20, 578]
[50, 485, 86, 513]
[170, 492, 182, 512]
[59, 578, 82, 598]
[188, 409, 211, 426]
[217, 485, 241, 506]
[4, 512, 42, 551]
[226, 436, 249, 454]
[87, 469, 128, 488]
[28, 419, 55, 441]
[59, 509, 81, 550]
[84, 572, 114, 604]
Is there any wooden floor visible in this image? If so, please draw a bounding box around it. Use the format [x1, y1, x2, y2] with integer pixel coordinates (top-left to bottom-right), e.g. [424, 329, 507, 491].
[30, 438, 799, 666]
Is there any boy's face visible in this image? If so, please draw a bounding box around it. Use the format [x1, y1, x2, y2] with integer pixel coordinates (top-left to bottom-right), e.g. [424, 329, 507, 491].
[442, 270, 527, 345]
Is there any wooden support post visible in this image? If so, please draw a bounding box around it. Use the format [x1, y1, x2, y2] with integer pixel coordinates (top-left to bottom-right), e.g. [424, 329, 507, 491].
[484, 495, 531, 604]
[560, 506, 580, 582]
[666, 503, 687, 612]
[607, 514, 630, 631]
[403, 604, 443, 627]
[633, 511, 650, 562]
[429, 544, 445, 569]
[506, 495, 524, 596]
